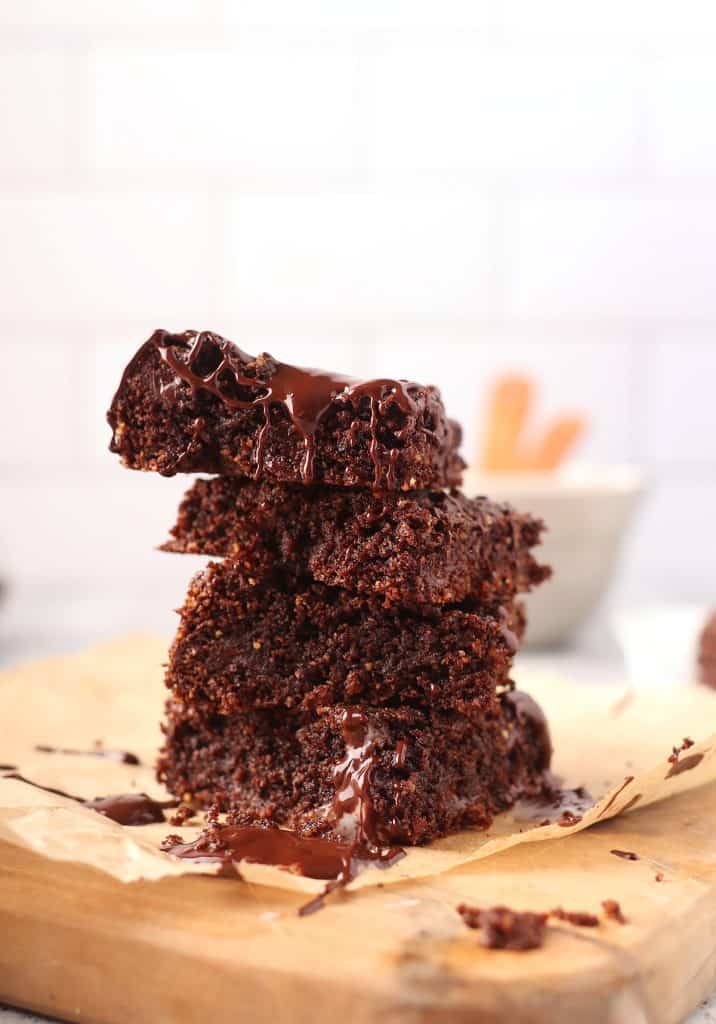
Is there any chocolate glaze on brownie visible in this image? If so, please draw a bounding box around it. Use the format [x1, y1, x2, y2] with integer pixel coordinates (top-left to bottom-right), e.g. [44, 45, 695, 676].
[166, 561, 523, 714]
[108, 330, 464, 491]
[157, 691, 551, 846]
[163, 476, 550, 609]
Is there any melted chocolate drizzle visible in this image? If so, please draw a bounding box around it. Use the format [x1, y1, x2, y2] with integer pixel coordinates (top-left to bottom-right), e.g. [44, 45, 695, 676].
[155, 331, 423, 487]
[611, 849, 639, 861]
[35, 744, 140, 765]
[162, 708, 405, 915]
[3, 773, 174, 826]
[665, 752, 704, 778]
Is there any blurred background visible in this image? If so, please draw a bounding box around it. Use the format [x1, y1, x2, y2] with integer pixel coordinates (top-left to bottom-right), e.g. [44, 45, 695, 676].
[1, 1, 715, 669]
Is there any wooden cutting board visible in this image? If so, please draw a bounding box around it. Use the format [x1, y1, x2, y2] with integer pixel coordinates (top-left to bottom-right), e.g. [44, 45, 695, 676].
[2, 776, 716, 1024]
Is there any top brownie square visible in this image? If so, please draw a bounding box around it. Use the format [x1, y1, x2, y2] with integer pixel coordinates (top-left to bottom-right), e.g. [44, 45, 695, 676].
[108, 330, 464, 491]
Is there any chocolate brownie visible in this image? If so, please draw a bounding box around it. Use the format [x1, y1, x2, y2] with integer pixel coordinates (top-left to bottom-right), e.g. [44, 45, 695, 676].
[697, 610, 716, 689]
[166, 561, 523, 714]
[157, 690, 551, 846]
[108, 330, 464, 490]
[163, 477, 550, 608]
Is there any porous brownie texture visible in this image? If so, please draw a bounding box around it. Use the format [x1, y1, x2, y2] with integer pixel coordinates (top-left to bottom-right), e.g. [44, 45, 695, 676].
[157, 691, 551, 846]
[166, 561, 523, 714]
[108, 330, 464, 491]
[163, 476, 550, 609]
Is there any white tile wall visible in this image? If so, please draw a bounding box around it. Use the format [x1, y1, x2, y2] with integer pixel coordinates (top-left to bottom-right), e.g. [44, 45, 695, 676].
[220, 190, 492, 318]
[505, 196, 716, 319]
[1, 1, 716, 659]
[0, 52, 75, 172]
[92, 45, 364, 174]
[0, 194, 214, 319]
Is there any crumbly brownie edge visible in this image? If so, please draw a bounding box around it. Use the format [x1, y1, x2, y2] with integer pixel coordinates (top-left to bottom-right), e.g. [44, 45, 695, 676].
[165, 561, 520, 713]
[163, 476, 551, 608]
[108, 330, 464, 491]
[156, 691, 551, 846]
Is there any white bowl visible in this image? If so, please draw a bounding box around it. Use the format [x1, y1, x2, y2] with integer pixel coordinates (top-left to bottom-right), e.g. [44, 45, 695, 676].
[462, 465, 646, 648]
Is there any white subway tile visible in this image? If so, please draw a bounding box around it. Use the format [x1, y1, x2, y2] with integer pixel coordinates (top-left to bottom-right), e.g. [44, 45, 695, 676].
[0, 52, 74, 172]
[639, 0, 716, 48]
[0, 477, 198, 587]
[505, 196, 716, 319]
[92, 46, 361, 173]
[367, 47, 637, 173]
[0, 340, 89, 470]
[223, 0, 489, 29]
[498, 0, 716, 48]
[497, 0, 639, 40]
[372, 333, 633, 467]
[0, 193, 213, 319]
[0, 1, 208, 28]
[221, 190, 492, 318]
[641, 335, 716, 464]
[617, 477, 716, 604]
[647, 56, 716, 175]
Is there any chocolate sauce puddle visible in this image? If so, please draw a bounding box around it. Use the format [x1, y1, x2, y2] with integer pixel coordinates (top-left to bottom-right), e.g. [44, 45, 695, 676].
[666, 752, 705, 778]
[3, 773, 174, 826]
[156, 332, 422, 486]
[162, 708, 405, 914]
[35, 744, 140, 765]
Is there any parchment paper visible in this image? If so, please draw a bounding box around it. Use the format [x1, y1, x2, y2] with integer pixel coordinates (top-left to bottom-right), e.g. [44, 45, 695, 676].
[1, 634, 714, 896]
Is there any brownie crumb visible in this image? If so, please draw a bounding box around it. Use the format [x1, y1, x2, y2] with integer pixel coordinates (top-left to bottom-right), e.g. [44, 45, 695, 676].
[665, 737, 704, 779]
[601, 899, 627, 924]
[558, 810, 583, 827]
[668, 737, 695, 764]
[168, 803, 196, 827]
[550, 907, 599, 928]
[655, 872, 665, 883]
[457, 904, 547, 951]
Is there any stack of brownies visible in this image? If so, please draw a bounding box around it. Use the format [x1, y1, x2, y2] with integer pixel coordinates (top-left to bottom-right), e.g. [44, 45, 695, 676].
[108, 330, 552, 848]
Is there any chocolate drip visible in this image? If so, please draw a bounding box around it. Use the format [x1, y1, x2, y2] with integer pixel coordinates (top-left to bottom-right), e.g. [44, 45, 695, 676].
[666, 752, 704, 778]
[0, 764, 17, 771]
[84, 794, 173, 826]
[3, 773, 173, 826]
[503, 690, 552, 771]
[162, 707, 408, 911]
[35, 744, 140, 765]
[558, 811, 583, 827]
[162, 822, 404, 915]
[155, 331, 422, 487]
[611, 849, 639, 861]
[292, 708, 405, 916]
[332, 708, 381, 846]
[162, 825, 352, 880]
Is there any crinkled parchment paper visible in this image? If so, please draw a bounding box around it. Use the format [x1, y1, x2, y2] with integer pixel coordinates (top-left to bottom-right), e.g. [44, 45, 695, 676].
[1, 634, 714, 896]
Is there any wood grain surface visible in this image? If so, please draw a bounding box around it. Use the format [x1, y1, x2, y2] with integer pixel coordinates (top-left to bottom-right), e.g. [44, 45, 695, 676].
[2, 778, 716, 1024]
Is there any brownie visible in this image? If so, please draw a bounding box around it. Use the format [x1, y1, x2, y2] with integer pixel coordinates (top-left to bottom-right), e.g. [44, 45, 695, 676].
[697, 610, 716, 689]
[166, 561, 523, 715]
[157, 690, 551, 846]
[163, 477, 550, 609]
[108, 330, 464, 491]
